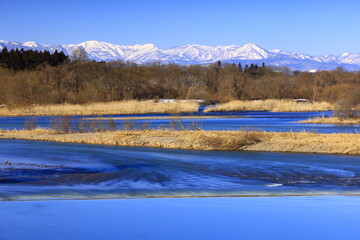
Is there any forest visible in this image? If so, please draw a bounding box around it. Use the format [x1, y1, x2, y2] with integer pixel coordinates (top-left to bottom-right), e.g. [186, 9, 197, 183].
[0, 47, 68, 70]
[0, 48, 359, 110]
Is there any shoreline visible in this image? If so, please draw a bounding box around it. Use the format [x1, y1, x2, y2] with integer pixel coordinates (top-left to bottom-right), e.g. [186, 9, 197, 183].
[1, 129, 359, 155]
[205, 99, 334, 112]
[81, 116, 246, 120]
[300, 116, 360, 124]
[0, 99, 337, 117]
[0, 100, 199, 117]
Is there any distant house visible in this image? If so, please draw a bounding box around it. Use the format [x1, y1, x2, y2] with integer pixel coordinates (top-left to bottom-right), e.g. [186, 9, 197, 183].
[294, 99, 310, 103]
[158, 99, 205, 103]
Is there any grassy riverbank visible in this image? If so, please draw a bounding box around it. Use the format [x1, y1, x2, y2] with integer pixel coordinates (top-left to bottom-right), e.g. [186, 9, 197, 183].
[82, 116, 245, 121]
[0, 99, 337, 117]
[1, 129, 359, 155]
[0, 100, 199, 117]
[300, 116, 360, 124]
[205, 99, 334, 112]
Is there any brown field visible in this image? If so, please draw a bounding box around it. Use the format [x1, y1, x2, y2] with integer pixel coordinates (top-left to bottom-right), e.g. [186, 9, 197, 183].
[0, 100, 199, 117]
[300, 116, 360, 124]
[205, 99, 334, 112]
[1, 129, 359, 155]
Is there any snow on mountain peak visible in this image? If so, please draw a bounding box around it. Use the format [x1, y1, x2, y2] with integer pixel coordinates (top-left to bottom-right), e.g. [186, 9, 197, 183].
[340, 53, 350, 58]
[241, 43, 260, 49]
[269, 49, 281, 53]
[338, 52, 360, 64]
[236, 43, 269, 59]
[141, 43, 157, 48]
[23, 41, 40, 47]
[1, 40, 360, 71]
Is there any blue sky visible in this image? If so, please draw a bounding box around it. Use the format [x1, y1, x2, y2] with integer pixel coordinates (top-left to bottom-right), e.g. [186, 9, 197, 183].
[1, 0, 360, 55]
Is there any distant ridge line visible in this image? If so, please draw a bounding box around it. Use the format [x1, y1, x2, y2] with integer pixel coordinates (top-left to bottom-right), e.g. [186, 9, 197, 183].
[1, 40, 360, 71]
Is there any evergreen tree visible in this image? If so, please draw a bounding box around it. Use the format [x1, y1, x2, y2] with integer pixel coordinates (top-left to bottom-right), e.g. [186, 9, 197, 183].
[250, 63, 255, 71]
[50, 50, 61, 66]
[244, 64, 249, 72]
[0, 47, 7, 60]
[0, 48, 68, 70]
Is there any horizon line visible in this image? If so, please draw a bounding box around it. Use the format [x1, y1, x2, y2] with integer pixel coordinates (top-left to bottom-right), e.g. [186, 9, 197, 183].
[0, 39, 357, 57]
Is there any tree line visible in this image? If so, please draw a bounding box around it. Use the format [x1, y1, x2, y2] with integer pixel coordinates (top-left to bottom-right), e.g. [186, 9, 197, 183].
[0, 48, 359, 110]
[0, 47, 68, 70]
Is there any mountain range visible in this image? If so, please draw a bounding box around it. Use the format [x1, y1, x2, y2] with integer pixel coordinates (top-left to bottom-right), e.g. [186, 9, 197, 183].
[1, 40, 360, 71]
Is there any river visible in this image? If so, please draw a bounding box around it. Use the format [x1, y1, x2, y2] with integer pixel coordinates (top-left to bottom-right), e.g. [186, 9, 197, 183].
[1, 111, 360, 239]
[1, 139, 360, 200]
[1, 111, 360, 133]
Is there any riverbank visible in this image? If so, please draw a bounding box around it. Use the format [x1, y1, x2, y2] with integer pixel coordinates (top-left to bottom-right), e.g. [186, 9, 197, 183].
[82, 116, 245, 121]
[0, 100, 199, 116]
[300, 116, 360, 124]
[0, 99, 337, 117]
[205, 99, 334, 112]
[1, 129, 359, 155]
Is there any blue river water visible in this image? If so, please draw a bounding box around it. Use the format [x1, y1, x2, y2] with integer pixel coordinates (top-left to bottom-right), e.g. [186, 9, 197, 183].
[1, 110, 360, 133]
[1, 110, 360, 239]
[1, 139, 360, 200]
[1, 196, 360, 240]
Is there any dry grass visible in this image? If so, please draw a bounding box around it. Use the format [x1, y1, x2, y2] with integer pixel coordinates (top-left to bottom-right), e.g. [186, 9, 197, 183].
[1, 129, 359, 155]
[205, 99, 334, 112]
[82, 116, 245, 121]
[0, 100, 199, 117]
[300, 116, 360, 124]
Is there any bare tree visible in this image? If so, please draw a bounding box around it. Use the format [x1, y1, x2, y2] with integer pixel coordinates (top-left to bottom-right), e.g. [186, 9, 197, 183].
[71, 47, 89, 62]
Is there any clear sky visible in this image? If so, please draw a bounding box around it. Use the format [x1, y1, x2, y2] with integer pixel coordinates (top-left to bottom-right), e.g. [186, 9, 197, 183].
[1, 0, 360, 55]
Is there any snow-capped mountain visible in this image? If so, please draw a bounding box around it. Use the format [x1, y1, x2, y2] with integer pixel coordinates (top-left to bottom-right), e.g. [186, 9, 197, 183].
[1, 40, 360, 71]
